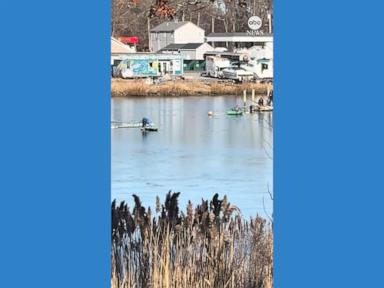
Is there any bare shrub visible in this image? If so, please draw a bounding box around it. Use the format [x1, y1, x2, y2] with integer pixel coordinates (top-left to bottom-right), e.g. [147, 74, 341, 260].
[111, 191, 273, 288]
[111, 79, 271, 97]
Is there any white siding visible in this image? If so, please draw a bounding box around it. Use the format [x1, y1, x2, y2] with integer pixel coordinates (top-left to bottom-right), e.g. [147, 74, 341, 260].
[150, 22, 205, 52]
[195, 43, 213, 60]
[111, 38, 136, 54]
[174, 23, 204, 44]
[150, 32, 175, 52]
[180, 50, 196, 60]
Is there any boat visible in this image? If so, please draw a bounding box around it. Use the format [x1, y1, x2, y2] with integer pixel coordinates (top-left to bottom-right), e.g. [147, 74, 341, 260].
[141, 125, 158, 132]
[227, 109, 243, 116]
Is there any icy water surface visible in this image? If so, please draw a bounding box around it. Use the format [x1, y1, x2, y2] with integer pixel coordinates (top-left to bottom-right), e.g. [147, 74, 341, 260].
[112, 96, 273, 218]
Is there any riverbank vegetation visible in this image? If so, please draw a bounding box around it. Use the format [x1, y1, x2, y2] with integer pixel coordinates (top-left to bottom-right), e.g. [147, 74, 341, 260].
[111, 79, 271, 97]
[111, 192, 273, 288]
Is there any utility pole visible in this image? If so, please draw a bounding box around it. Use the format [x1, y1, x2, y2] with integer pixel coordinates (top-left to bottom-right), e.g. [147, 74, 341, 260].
[211, 17, 215, 48]
[268, 12, 272, 34]
[147, 17, 151, 52]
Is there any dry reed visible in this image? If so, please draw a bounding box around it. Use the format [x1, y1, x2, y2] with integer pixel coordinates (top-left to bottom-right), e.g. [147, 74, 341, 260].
[111, 192, 273, 288]
[111, 79, 271, 97]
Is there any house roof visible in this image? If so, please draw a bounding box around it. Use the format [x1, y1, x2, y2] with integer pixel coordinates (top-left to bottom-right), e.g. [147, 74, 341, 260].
[182, 43, 205, 49]
[204, 51, 244, 56]
[160, 43, 208, 51]
[207, 32, 273, 37]
[160, 43, 186, 51]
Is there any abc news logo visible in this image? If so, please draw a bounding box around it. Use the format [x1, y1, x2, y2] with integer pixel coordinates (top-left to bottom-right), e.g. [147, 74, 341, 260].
[248, 16, 262, 31]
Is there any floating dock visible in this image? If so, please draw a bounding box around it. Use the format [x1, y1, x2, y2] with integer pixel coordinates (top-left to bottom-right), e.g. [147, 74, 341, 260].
[112, 121, 159, 130]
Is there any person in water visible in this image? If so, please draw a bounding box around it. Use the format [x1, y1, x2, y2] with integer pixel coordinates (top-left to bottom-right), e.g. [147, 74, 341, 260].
[142, 117, 150, 128]
[258, 97, 264, 107]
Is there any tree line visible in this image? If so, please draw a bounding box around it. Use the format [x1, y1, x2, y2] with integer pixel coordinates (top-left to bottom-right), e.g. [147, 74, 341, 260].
[112, 0, 273, 51]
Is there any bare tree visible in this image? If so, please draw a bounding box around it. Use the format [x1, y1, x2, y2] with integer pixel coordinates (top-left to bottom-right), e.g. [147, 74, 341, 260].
[111, 0, 273, 51]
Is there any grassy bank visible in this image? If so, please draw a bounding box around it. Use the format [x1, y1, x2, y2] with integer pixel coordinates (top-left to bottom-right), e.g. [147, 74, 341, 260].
[111, 192, 273, 288]
[111, 78, 272, 97]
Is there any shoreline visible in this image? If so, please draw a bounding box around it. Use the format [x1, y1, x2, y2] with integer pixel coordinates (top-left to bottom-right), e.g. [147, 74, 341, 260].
[111, 78, 272, 97]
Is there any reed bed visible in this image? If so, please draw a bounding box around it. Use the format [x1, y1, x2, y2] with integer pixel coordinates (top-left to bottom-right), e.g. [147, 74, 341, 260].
[111, 192, 273, 288]
[111, 79, 271, 97]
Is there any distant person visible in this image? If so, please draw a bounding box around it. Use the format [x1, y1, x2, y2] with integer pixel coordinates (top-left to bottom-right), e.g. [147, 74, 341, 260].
[142, 117, 150, 128]
[268, 90, 273, 105]
[258, 97, 264, 107]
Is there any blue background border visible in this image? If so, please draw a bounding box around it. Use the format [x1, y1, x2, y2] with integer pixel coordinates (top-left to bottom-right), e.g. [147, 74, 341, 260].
[0, 0, 110, 287]
[1, 0, 384, 287]
[274, 0, 384, 287]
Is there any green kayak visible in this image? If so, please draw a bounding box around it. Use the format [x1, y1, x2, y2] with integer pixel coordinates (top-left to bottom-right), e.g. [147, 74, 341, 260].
[227, 110, 243, 116]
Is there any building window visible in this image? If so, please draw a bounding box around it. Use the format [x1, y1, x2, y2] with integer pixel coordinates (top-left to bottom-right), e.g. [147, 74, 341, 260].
[113, 60, 122, 66]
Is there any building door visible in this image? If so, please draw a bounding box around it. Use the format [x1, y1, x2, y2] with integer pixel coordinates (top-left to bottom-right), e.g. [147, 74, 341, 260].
[159, 61, 171, 75]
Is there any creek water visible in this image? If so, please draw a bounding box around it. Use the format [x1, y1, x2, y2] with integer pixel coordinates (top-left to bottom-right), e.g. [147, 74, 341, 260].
[112, 95, 273, 219]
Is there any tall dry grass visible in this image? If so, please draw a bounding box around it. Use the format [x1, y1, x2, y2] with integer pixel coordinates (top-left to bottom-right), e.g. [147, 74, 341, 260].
[111, 192, 273, 288]
[111, 79, 271, 97]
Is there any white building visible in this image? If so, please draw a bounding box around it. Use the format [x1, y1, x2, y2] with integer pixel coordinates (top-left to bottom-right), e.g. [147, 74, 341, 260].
[111, 37, 136, 65]
[205, 32, 273, 80]
[239, 44, 273, 80]
[206, 32, 273, 50]
[149, 21, 205, 52]
[160, 43, 213, 60]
